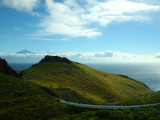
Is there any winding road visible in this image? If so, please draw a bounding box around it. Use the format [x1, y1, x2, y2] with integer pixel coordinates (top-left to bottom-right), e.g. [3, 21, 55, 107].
[53, 97, 160, 109]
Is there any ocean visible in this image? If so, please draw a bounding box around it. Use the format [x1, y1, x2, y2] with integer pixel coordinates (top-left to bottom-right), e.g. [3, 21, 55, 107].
[8, 63, 35, 71]
[86, 63, 160, 92]
[8, 63, 160, 92]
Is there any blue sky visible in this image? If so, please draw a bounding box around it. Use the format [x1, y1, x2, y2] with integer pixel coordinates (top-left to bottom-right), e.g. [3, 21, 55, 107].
[0, 0, 160, 63]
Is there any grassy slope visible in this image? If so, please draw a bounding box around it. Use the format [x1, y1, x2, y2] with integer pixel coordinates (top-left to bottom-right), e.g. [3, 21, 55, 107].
[21, 61, 153, 105]
[116, 91, 160, 105]
[0, 72, 68, 120]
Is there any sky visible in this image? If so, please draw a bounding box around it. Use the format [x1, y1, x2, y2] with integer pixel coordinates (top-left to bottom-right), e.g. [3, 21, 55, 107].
[0, 0, 160, 63]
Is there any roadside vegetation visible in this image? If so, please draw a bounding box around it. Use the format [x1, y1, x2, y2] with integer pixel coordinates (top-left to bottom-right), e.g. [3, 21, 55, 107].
[50, 105, 160, 120]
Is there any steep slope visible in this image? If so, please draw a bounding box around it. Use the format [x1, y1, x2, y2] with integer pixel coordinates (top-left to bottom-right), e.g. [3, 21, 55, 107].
[21, 55, 153, 105]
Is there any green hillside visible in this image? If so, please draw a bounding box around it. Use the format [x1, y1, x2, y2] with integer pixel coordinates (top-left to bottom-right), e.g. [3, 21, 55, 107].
[21, 55, 153, 105]
[0, 72, 68, 120]
[0, 55, 159, 120]
[117, 91, 160, 106]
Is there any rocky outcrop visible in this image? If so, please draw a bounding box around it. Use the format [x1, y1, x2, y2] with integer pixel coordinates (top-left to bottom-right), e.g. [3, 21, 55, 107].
[39, 55, 72, 64]
[0, 58, 21, 78]
[119, 74, 151, 89]
[119, 75, 133, 80]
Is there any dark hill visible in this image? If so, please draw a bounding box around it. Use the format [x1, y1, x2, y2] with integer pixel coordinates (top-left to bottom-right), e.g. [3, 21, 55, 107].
[0, 58, 21, 78]
[39, 55, 72, 64]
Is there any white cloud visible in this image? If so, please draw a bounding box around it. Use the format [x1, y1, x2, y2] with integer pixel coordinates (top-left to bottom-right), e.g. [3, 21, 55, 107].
[94, 51, 114, 57]
[36, 0, 101, 37]
[35, 0, 160, 38]
[83, 0, 160, 26]
[0, 53, 46, 63]
[13, 27, 22, 31]
[0, 53, 46, 57]
[154, 53, 160, 58]
[0, 51, 141, 58]
[55, 51, 142, 58]
[0, 51, 159, 63]
[0, 0, 40, 16]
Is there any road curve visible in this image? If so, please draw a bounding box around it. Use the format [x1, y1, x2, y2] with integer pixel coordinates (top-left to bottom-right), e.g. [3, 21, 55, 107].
[27, 75, 160, 109]
[53, 97, 160, 109]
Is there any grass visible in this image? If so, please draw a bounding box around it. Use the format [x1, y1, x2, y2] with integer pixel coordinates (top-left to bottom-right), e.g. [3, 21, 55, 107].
[0, 72, 68, 120]
[21, 61, 153, 105]
[116, 91, 160, 106]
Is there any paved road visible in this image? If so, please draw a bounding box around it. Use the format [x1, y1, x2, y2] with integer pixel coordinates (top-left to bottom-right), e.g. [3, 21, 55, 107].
[53, 97, 160, 109]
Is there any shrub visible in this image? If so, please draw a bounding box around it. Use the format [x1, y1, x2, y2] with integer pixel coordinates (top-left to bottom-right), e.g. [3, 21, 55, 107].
[141, 113, 150, 120]
[84, 111, 94, 118]
[59, 115, 69, 120]
[124, 110, 132, 114]
[86, 116, 98, 120]
[136, 111, 145, 116]
[147, 111, 156, 117]
[152, 110, 160, 117]
[112, 110, 123, 116]
[134, 114, 141, 120]
[69, 115, 76, 120]
[95, 109, 112, 118]
[148, 117, 158, 120]
[123, 114, 132, 120]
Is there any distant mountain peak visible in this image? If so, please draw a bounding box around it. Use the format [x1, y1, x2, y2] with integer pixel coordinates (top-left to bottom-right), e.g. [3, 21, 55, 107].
[17, 49, 35, 54]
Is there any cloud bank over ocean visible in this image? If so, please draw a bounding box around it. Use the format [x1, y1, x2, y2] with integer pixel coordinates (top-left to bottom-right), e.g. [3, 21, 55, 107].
[0, 50, 159, 63]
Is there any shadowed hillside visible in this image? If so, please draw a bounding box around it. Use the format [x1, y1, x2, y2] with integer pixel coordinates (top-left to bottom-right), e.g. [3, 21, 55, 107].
[0, 58, 21, 78]
[21, 55, 153, 105]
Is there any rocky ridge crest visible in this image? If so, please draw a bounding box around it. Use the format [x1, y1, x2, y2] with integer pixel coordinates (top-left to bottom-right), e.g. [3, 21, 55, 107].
[39, 55, 72, 64]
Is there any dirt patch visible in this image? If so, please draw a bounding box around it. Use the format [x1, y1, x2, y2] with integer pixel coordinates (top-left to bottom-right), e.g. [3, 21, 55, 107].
[61, 89, 91, 104]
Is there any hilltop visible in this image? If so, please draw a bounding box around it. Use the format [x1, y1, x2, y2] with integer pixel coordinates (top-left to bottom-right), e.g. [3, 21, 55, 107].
[39, 55, 72, 64]
[21, 55, 153, 105]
